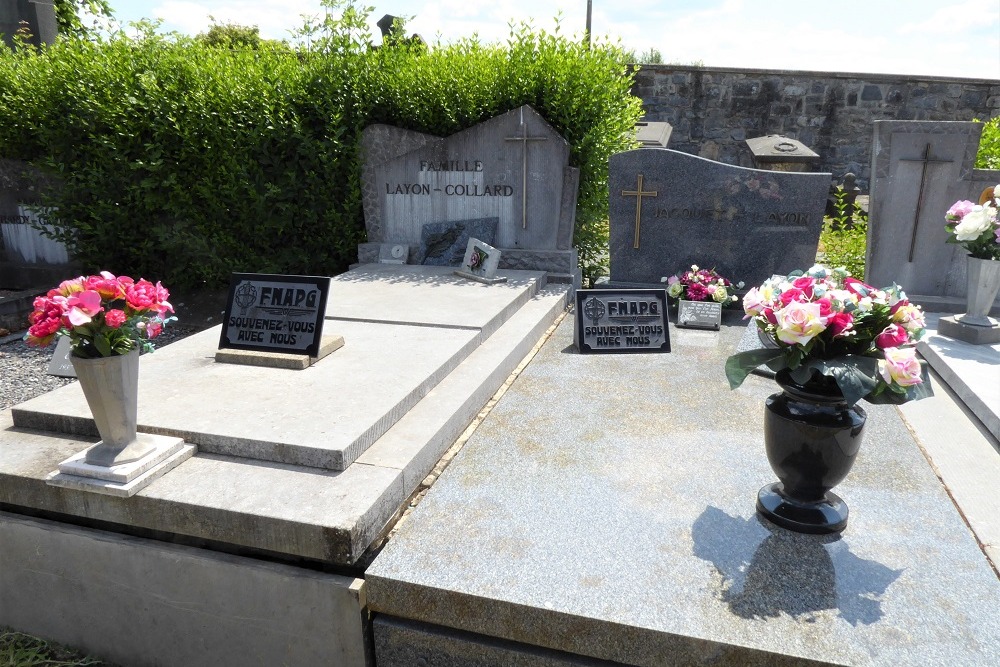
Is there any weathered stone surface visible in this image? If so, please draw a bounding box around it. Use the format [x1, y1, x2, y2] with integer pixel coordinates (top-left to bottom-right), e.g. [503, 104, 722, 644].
[418, 218, 498, 266]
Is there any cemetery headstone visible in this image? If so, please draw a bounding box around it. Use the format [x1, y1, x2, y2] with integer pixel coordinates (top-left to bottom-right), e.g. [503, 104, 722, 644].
[217, 273, 334, 363]
[867, 120, 1000, 313]
[454, 237, 505, 284]
[0, 0, 57, 50]
[358, 105, 581, 284]
[574, 288, 670, 354]
[607, 149, 830, 288]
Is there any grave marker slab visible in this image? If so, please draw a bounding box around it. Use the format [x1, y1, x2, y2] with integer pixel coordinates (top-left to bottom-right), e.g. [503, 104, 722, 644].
[454, 237, 505, 284]
[608, 149, 830, 288]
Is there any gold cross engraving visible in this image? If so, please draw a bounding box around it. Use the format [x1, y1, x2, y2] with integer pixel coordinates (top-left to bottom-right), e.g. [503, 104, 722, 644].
[899, 143, 954, 262]
[505, 122, 548, 229]
[622, 173, 658, 249]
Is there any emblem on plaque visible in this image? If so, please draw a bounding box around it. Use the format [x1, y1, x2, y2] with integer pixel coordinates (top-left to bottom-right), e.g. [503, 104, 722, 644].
[583, 297, 606, 326]
[467, 246, 489, 272]
[235, 282, 258, 315]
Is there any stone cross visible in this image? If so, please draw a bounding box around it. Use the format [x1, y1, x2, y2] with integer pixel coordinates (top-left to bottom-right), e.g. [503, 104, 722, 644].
[504, 110, 548, 229]
[899, 143, 955, 262]
[621, 173, 658, 249]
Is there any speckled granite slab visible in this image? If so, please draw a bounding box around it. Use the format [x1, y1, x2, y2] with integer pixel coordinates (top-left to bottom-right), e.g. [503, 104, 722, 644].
[367, 318, 1000, 666]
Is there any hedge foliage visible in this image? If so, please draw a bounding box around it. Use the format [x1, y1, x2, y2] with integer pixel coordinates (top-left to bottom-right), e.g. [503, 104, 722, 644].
[0, 1, 641, 290]
[976, 115, 1000, 170]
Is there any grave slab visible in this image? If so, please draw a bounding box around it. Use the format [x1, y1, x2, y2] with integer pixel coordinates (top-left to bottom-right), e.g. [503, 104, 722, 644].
[367, 317, 1000, 666]
[11, 266, 546, 472]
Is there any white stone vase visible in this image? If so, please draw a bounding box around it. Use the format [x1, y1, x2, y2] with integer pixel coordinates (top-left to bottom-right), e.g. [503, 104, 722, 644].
[70, 348, 156, 467]
[958, 256, 1000, 327]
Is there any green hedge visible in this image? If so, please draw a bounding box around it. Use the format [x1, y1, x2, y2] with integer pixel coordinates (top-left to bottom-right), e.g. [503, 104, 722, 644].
[976, 115, 1000, 170]
[0, 3, 641, 290]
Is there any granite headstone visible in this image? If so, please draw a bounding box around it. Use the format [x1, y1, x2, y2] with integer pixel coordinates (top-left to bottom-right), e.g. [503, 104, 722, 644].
[358, 105, 580, 282]
[867, 120, 1000, 313]
[0, 0, 57, 50]
[608, 149, 830, 289]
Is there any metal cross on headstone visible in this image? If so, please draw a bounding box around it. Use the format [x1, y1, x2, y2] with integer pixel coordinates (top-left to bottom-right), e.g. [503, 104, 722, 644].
[899, 143, 955, 262]
[504, 111, 548, 229]
[622, 173, 658, 249]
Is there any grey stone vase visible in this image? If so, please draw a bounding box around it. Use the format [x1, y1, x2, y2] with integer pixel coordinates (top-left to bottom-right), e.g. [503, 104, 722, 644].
[70, 348, 156, 466]
[958, 256, 1000, 327]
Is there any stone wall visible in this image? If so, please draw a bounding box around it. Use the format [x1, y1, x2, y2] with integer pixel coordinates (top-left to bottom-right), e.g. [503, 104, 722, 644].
[632, 65, 1000, 190]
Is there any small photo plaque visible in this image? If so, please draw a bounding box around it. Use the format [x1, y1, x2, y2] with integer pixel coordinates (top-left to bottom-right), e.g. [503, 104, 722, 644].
[454, 237, 506, 284]
[676, 300, 723, 330]
[219, 273, 330, 357]
[575, 289, 670, 354]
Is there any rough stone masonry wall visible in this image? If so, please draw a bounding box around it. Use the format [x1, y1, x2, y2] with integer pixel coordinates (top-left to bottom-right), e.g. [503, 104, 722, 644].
[631, 65, 1000, 190]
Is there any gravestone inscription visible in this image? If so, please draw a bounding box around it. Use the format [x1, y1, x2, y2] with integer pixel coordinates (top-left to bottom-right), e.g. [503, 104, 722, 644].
[677, 300, 722, 330]
[575, 289, 670, 354]
[218, 273, 330, 358]
[358, 105, 580, 282]
[608, 149, 830, 288]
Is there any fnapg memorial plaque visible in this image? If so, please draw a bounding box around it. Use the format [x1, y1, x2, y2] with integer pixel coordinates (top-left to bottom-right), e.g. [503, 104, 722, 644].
[219, 273, 330, 358]
[575, 289, 670, 354]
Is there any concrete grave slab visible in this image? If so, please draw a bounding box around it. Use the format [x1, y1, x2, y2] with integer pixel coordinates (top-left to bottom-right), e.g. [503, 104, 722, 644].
[608, 149, 829, 288]
[367, 316, 1000, 666]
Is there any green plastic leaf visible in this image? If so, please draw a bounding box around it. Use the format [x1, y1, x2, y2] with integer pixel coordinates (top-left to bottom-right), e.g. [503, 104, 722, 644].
[725, 349, 787, 389]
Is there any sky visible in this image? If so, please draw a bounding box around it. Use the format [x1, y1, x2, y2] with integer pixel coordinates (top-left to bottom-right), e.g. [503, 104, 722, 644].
[103, 0, 1000, 80]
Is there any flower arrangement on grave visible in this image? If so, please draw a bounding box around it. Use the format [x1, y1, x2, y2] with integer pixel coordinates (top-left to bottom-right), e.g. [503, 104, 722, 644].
[725, 265, 933, 406]
[944, 185, 1000, 260]
[24, 272, 175, 358]
[661, 265, 743, 307]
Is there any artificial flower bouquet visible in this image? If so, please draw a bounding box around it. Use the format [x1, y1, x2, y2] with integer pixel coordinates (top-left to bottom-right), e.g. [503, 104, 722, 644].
[662, 265, 744, 306]
[944, 184, 1000, 260]
[24, 272, 174, 358]
[725, 265, 933, 406]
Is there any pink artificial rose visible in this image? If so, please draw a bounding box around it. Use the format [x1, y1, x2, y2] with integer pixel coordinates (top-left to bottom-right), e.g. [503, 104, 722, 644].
[743, 287, 766, 317]
[666, 275, 680, 286]
[875, 323, 910, 349]
[125, 279, 173, 314]
[892, 304, 926, 333]
[775, 300, 828, 345]
[52, 276, 85, 297]
[145, 320, 163, 339]
[105, 309, 127, 329]
[779, 287, 808, 306]
[791, 276, 816, 299]
[65, 290, 103, 326]
[945, 200, 976, 221]
[879, 347, 923, 387]
[827, 311, 854, 337]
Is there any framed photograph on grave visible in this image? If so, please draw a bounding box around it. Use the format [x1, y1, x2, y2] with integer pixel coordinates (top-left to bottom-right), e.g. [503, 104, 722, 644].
[676, 300, 723, 330]
[219, 273, 330, 357]
[575, 289, 670, 354]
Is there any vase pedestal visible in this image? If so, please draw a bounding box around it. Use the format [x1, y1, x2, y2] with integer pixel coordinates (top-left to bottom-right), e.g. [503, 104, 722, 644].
[938, 315, 1000, 345]
[47, 435, 195, 498]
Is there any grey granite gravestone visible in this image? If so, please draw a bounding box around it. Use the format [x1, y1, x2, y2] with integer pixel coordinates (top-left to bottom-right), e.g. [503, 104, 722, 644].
[867, 120, 1000, 313]
[0, 0, 57, 49]
[608, 149, 830, 289]
[358, 105, 580, 283]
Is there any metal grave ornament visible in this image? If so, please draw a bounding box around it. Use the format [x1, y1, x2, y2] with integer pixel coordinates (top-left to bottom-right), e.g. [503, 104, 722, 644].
[575, 289, 670, 354]
[219, 273, 331, 357]
[454, 237, 506, 284]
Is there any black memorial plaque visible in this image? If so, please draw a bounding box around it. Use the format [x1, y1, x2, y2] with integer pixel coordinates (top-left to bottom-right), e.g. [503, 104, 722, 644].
[575, 289, 670, 354]
[219, 273, 330, 357]
[676, 300, 723, 330]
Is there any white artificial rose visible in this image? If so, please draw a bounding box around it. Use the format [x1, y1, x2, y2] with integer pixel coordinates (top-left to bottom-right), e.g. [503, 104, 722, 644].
[953, 206, 993, 241]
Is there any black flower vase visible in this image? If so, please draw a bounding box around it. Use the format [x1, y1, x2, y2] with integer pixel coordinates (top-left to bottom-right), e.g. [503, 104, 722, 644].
[757, 369, 867, 534]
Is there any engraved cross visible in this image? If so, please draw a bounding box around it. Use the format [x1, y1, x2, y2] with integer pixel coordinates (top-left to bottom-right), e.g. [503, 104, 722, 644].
[622, 173, 658, 249]
[505, 122, 548, 229]
[900, 143, 954, 262]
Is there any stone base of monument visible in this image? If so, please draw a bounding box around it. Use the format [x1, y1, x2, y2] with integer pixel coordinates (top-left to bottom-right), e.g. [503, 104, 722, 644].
[937, 315, 1000, 345]
[1, 264, 569, 667]
[215, 333, 346, 370]
[453, 270, 508, 285]
[46, 436, 194, 497]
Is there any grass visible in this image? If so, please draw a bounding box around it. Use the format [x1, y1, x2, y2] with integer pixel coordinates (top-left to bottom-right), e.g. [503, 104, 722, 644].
[0, 630, 112, 667]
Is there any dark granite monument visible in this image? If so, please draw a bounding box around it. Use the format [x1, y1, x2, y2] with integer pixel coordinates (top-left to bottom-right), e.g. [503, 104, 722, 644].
[0, 0, 57, 49]
[607, 149, 830, 289]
